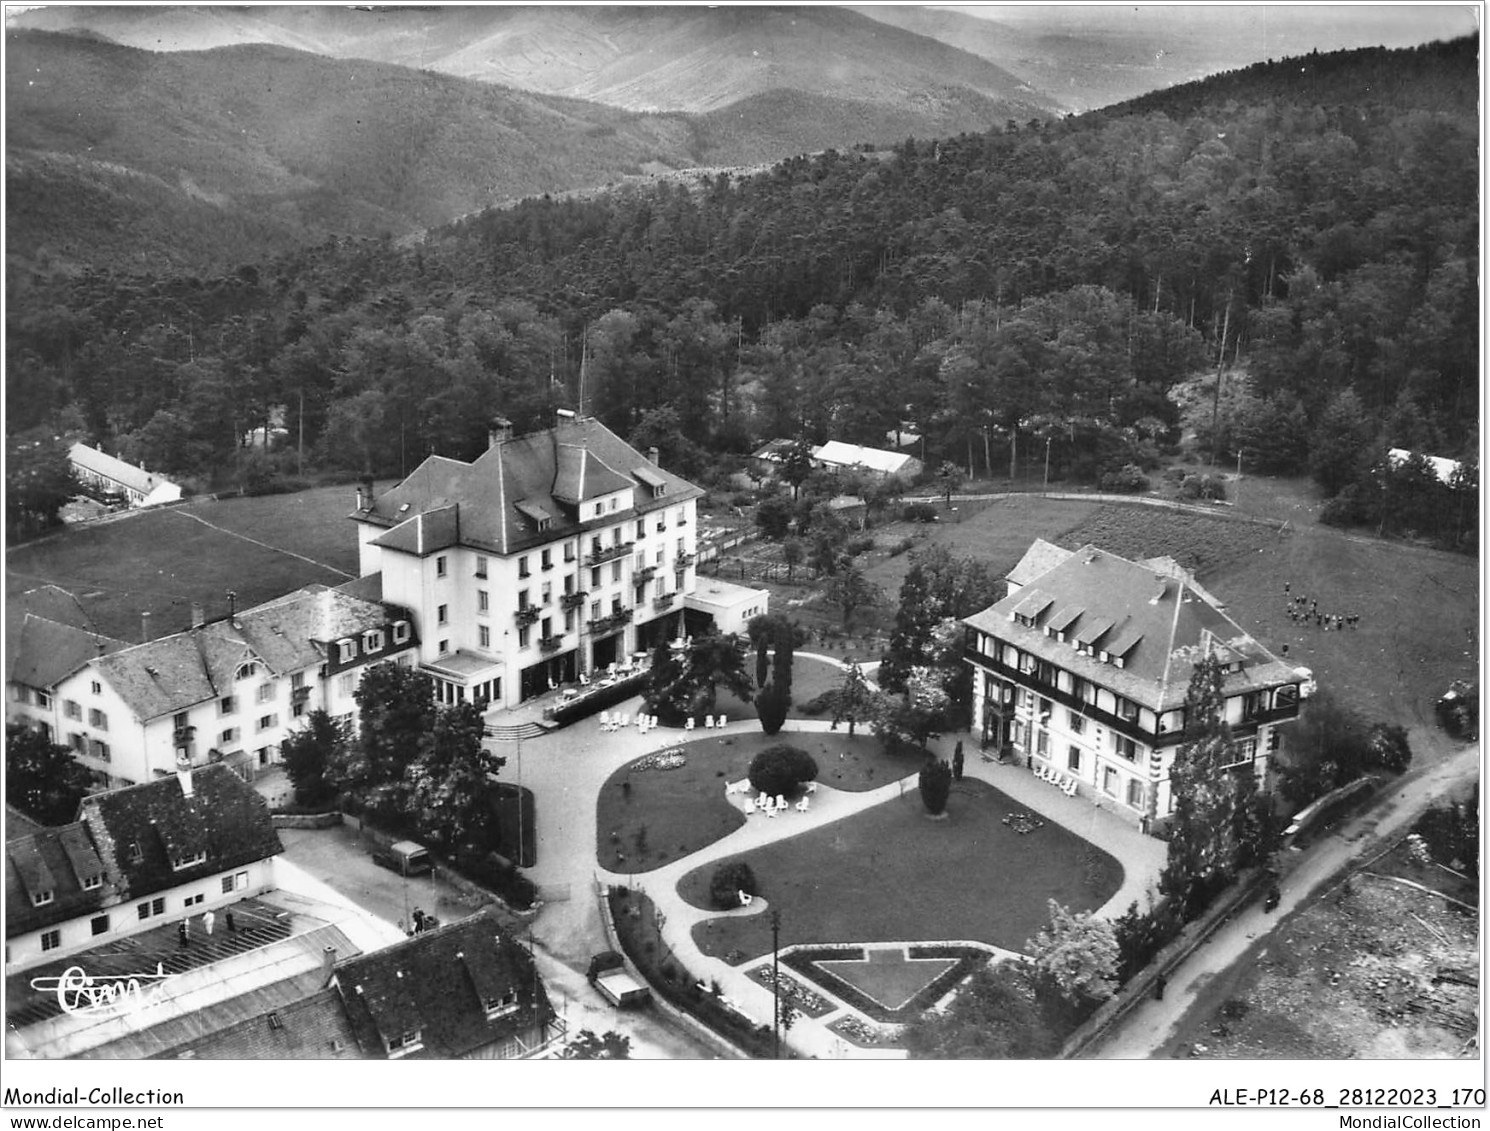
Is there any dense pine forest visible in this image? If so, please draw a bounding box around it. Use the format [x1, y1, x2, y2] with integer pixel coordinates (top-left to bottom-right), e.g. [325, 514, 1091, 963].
[6, 37, 1478, 546]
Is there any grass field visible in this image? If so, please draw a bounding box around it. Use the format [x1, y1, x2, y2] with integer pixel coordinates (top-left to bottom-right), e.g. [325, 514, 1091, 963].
[6, 483, 391, 640]
[1056, 504, 1279, 579]
[597, 730, 920, 874]
[679, 778, 1122, 962]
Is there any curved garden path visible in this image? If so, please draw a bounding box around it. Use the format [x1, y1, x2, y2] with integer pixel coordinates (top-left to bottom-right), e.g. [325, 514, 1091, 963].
[501, 680, 1163, 1059]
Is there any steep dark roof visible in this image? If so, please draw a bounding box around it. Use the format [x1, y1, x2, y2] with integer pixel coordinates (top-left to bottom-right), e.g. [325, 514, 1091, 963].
[5, 820, 113, 938]
[355, 416, 702, 558]
[156, 987, 361, 1061]
[966, 543, 1299, 711]
[77, 765, 282, 906]
[333, 909, 551, 1059]
[6, 612, 128, 691]
[90, 586, 398, 722]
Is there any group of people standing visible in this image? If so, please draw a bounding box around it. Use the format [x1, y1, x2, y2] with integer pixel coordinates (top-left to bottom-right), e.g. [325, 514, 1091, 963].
[1284, 583, 1359, 631]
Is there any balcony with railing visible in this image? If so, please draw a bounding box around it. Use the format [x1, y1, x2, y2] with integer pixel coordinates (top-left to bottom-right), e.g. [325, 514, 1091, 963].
[652, 592, 677, 612]
[585, 540, 635, 568]
[538, 634, 565, 654]
[560, 590, 589, 610]
[634, 564, 658, 584]
[588, 607, 634, 635]
[676, 551, 695, 569]
[515, 605, 541, 627]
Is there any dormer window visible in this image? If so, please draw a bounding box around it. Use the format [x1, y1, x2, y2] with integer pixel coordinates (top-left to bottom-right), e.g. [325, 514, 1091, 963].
[82, 874, 102, 891]
[363, 629, 384, 653]
[236, 662, 260, 681]
[128, 841, 143, 863]
[393, 621, 411, 644]
[484, 991, 519, 1020]
[337, 639, 356, 663]
[386, 1029, 423, 1058]
[32, 889, 53, 907]
[172, 851, 207, 872]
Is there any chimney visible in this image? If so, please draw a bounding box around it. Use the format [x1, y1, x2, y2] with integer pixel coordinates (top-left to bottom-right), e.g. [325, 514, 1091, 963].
[176, 767, 194, 797]
[141, 610, 152, 643]
[191, 603, 205, 628]
[489, 417, 513, 448]
[555, 408, 576, 429]
[355, 487, 364, 511]
[322, 945, 338, 987]
[226, 590, 237, 619]
[648, 446, 660, 466]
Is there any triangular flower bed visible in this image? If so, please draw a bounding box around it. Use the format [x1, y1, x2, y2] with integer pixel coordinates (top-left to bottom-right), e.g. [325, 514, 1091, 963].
[783, 943, 995, 1024]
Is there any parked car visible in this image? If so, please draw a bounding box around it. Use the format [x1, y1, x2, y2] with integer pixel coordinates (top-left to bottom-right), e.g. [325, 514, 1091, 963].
[372, 840, 433, 876]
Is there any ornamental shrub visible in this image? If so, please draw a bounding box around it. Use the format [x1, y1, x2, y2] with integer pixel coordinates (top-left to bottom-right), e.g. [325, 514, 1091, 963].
[747, 744, 818, 798]
[918, 758, 953, 814]
[709, 861, 758, 910]
[757, 682, 790, 735]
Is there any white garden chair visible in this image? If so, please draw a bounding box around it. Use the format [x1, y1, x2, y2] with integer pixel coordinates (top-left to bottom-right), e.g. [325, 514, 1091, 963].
[739, 891, 753, 907]
[704, 716, 715, 729]
[766, 805, 777, 818]
[717, 714, 727, 727]
[744, 797, 755, 815]
[805, 782, 818, 794]
[598, 711, 611, 729]
[775, 795, 786, 811]
[685, 717, 695, 732]
[796, 797, 810, 813]
[1064, 778, 1078, 797]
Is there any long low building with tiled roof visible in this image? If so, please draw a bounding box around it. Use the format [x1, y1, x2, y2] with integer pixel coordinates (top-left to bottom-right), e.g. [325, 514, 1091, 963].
[68, 443, 182, 508]
[965, 542, 1306, 828]
[45, 585, 418, 790]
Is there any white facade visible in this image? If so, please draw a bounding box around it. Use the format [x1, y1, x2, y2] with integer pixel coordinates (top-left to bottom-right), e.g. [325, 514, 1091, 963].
[5, 857, 276, 974]
[360, 503, 699, 709]
[48, 590, 417, 789]
[351, 417, 733, 711]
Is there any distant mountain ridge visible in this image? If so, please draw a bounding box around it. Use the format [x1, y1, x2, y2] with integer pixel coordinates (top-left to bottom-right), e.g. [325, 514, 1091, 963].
[5, 7, 1057, 277]
[7, 4, 1056, 114]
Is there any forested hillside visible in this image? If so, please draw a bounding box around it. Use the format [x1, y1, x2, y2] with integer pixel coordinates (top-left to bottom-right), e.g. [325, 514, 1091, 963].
[7, 37, 1478, 548]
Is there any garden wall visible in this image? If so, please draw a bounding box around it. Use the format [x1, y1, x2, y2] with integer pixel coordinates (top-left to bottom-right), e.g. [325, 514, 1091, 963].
[270, 811, 342, 829]
[1061, 866, 1271, 1058]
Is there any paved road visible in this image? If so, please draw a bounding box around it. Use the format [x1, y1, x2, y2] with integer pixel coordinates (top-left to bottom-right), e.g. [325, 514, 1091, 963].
[1090, 731, 1480, 1059]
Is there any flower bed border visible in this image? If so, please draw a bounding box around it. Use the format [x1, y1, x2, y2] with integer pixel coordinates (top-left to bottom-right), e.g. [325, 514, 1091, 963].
[744, 964, 835, 1019]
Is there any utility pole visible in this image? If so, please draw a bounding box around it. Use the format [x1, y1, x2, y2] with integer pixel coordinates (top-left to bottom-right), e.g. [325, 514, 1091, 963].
[771, 908, 782, 1059]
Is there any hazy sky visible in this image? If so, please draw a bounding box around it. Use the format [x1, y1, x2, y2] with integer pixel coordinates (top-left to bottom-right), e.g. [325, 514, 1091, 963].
[939, 4, 1479, 50]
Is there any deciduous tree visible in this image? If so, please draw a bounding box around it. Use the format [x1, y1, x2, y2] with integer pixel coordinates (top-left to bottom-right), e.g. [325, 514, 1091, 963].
[281, 709, 345, 807]
[5, 724, 91, 825]
[1027, 899, 1120, 1003]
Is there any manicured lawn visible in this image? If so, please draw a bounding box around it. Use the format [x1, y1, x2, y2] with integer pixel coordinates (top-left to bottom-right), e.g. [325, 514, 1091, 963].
[679, 778, 1122, 961]
[596, 730, 920, 874]
[6, 481, 391, 640]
